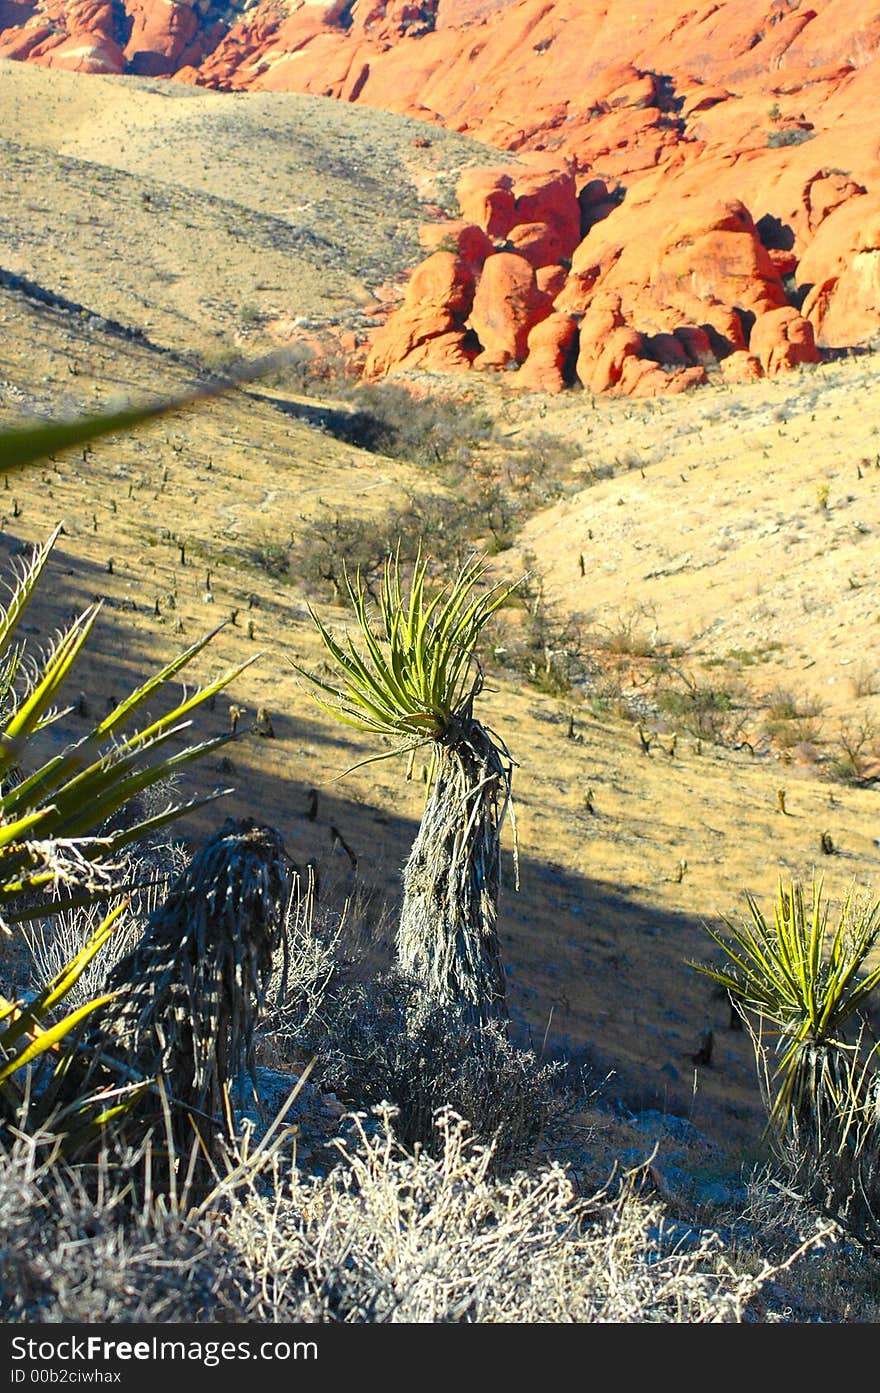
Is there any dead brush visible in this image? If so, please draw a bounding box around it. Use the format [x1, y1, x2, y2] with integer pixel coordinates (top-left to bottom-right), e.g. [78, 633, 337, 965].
[218, 1107, 831, 1323]
[67, 819, 293, 1173]
[22, 843, 190, 1009]
[297, 970, 568, 1173]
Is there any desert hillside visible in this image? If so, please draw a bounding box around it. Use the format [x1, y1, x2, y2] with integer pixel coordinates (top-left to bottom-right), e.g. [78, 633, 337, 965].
[1, 64, 880, 1167]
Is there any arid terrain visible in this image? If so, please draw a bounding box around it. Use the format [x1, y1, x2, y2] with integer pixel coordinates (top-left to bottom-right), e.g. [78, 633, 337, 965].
[0, 55, 879, 1186]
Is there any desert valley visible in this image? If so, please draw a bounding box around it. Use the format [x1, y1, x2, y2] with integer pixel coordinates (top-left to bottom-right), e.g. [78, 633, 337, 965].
[0, 0, 879, 1325]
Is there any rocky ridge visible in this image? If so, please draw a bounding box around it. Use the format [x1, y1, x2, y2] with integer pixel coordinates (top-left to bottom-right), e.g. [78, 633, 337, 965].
[0, 0, 878, 393]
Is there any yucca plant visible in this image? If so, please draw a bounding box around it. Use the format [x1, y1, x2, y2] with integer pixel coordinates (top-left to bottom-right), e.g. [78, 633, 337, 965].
[0, 901, 149, 1148]
[68, 818, 290, 1178]
[693, 880, 880, 1247]
[0, 386, 265, 1145]
[299, 551, 520, 1027]
[0, 527, 257, 927]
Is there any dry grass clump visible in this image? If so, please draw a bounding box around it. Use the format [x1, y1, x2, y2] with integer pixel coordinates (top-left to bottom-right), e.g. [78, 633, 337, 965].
[210, 1109, 812, 1323]
[304, 379, 495, 470]
[0, 1108, 805, 1324]
[0, 1136, 248, 1323]
[22, 840, 190, 1009]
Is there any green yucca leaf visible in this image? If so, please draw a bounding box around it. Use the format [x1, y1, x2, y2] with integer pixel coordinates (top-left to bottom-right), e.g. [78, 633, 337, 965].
[0, 903, 126, 1050]
[0, 606, 101, 755]
[0, 807, 54, 851]
[0, 526, 60, 657]
[0, 994, 114, 1082]
[0, 352, 288, 474]
[297, 552, 520, 767]
[95, 622, 244, 741]
[41, 902, 127, 1012]
[0, 522, 253, 917]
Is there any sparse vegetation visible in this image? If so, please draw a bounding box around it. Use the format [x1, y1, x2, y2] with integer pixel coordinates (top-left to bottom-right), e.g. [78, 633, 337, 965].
[763, 688, 825, 748]
[830, 716, 880, 784]
[655, 669, 748, 745]
[3, 103, 880, 1325]
[307, 379, 495, 468]
[767, 127, 815, 148]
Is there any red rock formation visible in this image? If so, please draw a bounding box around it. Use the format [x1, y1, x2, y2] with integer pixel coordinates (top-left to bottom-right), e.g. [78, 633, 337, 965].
[362, 249, 477, 377]
[749, 306, 821, 376]
[799, 195, 880, 346]
[470, 251, 551, 367]
[515, 311, 577, 393]
[1, 0, 878, 393]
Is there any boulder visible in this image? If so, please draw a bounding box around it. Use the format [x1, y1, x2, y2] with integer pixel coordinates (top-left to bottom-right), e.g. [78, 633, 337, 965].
[720, 350, 764, 383]
[577, 324, 644, 394]
[362, 250, 476, 377]
[456, 168, 517, 239]
[468, 251, 552, 364]
[799, 198, 880, 347]
[749, 306, 821, 375]
[418, 221, 494, 270]
[516, 312, 578, 393]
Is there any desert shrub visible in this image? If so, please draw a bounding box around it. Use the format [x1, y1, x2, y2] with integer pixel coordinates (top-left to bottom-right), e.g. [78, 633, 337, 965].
[259, 880, 347, 1048]
[293, 494, 494, 599]
[850, 662, 880, 699]
[2, 1108, 807, 1324]
[296, 971, 567, 1172]
[293, 510, 395, 597]
[655, 670, 748, 744]
[762, 688, 824, 747]
[767, 128, 815, 148]
[217, 1108, 809, 1323]
[0, 1139, 248, 1322]
[497, 562, 589, 698]
[389, 493, 491, 571]
[22, 840, 189, 1009]
[830, 718, 880, 785]
[593, 611, 659, 659]
[252, 534, 292, 579]
[310, 380, 494, 468]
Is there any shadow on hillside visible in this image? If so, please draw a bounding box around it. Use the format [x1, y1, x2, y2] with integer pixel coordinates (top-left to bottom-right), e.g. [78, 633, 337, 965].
[245, 389, 380, 451]
[0, 534, 766, 1149]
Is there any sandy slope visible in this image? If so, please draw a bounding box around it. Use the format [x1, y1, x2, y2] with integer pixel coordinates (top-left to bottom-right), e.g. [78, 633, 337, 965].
[0, 60, 499, 355]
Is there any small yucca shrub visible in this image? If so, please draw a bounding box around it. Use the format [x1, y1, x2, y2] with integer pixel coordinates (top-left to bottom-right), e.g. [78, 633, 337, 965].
[693, 880, 880, 1251]
[299, 551, 520, 1027]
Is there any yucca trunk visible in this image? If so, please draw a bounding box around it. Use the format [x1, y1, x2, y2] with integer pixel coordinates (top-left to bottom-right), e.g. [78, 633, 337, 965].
[397, 718, 510, 1029]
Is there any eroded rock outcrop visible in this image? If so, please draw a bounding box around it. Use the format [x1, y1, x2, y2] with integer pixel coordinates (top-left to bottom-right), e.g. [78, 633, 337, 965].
[1, 0, 877, 393]
[366, 174, 836, 394]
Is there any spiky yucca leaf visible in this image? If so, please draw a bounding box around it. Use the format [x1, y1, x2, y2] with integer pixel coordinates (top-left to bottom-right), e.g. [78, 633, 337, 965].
[297, 552, 518, 759]
[0, 902, 126, 1101]
[0, 531, 259, 925]
[692, 879, 880, 1131]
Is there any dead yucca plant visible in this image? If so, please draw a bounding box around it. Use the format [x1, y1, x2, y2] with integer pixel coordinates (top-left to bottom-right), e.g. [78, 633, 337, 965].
[72, 819, 292, 1172]
[298, 552, 520, 1028]
[693, 879, 880, 1250]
